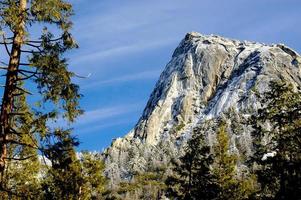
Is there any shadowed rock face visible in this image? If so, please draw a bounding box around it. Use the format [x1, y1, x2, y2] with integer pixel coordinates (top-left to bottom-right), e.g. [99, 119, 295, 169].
[103, 32, 301, 182]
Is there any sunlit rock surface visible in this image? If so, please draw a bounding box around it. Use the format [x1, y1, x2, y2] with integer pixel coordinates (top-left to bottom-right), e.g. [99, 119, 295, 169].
[103, 32, 301, 182]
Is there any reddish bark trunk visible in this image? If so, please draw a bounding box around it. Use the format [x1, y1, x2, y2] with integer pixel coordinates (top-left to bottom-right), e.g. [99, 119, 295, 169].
[0, 0, 27, 176]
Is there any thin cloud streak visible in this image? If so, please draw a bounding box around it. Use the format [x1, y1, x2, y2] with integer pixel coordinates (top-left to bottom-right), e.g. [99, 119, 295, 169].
[83, 69, 161, 89]
[72, 38, 177, 64]
[72, 0, 188, 41]
[66, 0, 301, 150]
[75, 103, 143, 127]
[75, 119, 135, 135]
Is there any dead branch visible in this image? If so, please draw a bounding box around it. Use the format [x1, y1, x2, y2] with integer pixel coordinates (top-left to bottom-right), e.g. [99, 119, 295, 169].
[15, 86, 33, 95]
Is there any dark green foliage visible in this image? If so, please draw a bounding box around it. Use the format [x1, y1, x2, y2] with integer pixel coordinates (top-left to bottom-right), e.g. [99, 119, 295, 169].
[212, 122, 239, 200]
[250, 81, 301, 200]
[0, 0, 84, 198]
[41, 151, 108, 200]
[41, 130, 82, 200]
[0, 152, 41, 199]
[113, 172, 166, 200]
[213, 122, 257, 200]
[167, 120, 258, 200]
[166, 125, 218, 200]
[79, 152, 107, 200]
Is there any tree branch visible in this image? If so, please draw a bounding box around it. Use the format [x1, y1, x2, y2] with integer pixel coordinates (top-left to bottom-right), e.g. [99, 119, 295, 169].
[2, 35, 11, 56]
[0, 66, 8, 70]
[17, 70, 39, 81]
[17, 69, 38, 74]
[8, 112, 25, 116]
[26, 36, 63, 44]
[9, 127, 22, 135]
[0, 138, 38, 149]
[24, 42, 41, 48]
[20, 50, 43, 54]
[19, 63, 31, 66]
[0, 61, 8, 66]
[15, 86, 33, 95]
[4, 155, 35, 161]
[0, 41, 13, 45]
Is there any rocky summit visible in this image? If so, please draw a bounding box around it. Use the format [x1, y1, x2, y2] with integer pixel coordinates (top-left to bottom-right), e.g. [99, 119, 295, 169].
[103, 32, 301, 183]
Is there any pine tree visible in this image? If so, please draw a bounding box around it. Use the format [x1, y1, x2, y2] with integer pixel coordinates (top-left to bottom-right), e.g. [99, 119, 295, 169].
[41, 151, 108, 200]
[0, 148, 41, 199]
[166, 125, 218, 200]
[109, 171, 165, 200]
[213, 121, 258, 200]
[166, 120, 257, 200]
[250, 81, 301, 199]
[40, 131, 83, 200]
[0, 0, 82, 197]
[0, 92, 42, 198]
[79, 151, 107, 200]
[212, 122, 239, 200]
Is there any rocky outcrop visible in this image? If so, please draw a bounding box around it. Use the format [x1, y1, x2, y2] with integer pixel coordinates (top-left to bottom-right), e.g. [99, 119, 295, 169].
[103, 32, 301, 182]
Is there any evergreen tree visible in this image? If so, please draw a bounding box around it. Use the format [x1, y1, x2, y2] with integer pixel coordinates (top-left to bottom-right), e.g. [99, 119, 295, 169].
[79, 151, 107, 200]
[113, 171, 166, 200]
[212, 121, 257, 200]
[0, 148, 41, 199]
[0, 0, 82, 197]
[41, 150, 108, 200]
[250, 81, 301, 199]
[212, 122, 239, 199]
[40, 131, 82, 200]
[166, 125, 218, 200]
[0, 92, 42, 198]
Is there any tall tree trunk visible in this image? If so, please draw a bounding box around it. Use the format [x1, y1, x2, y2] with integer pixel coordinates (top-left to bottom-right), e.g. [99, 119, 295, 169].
[0, 0, 27, 178]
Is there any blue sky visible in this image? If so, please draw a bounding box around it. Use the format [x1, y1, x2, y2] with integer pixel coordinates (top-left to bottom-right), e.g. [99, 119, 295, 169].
[66, 0, 301, 151]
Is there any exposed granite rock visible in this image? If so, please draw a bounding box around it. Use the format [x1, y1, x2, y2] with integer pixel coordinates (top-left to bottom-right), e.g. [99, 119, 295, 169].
[103, 32, 301, 182]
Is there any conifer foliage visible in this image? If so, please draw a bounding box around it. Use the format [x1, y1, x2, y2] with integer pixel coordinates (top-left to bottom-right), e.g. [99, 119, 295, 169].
[251, 81, 301, 199]
[79, 152, 107, 200]
[112, 172, 166, 200]
[213, 122, 257, 200]
[212, 122, 239, 199]
[166, 121, 258, 200]
[166, 126, 218, 200]
[0, 0, 83, 197]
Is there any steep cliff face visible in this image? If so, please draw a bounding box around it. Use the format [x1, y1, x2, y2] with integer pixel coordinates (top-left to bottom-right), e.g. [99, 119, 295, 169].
[103, 32, 301, 182]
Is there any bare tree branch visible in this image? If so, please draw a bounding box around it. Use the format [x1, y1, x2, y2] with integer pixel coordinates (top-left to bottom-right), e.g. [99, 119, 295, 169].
[4, 155, 35, 161]
[24, 42, 41, 48]
[20, 50, 43, 54]
[19, 63, 31, 66]
[8, 112, 25, 116]
[0, 66, 8, 70]
[26, 36, 63, 44]
[17, 69, 38, 74]
[15, 86, 33, 95]
[17, 69, 39, 81]
[2, 35, 11, 56]
[0, 61, 8, 66]
[0, 138, 38, 149]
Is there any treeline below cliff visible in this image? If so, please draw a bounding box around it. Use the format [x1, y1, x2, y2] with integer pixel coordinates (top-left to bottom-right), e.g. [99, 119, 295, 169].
[1, 79, 300, 200]
[103, 81, 301, 200]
